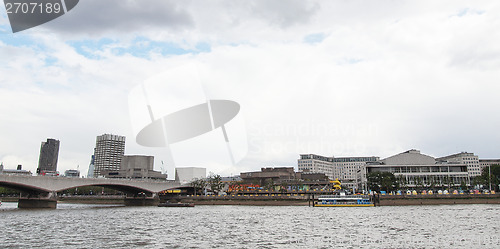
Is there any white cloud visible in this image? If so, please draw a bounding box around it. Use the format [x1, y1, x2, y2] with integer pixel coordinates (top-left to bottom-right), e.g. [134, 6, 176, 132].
[1, 1, 500, 178]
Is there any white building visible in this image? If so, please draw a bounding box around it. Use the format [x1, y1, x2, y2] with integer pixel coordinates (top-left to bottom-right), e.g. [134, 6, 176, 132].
[298, 154, 379, 190]
[437, 152, 481, 177]
[298, 154, 334, 179]
[0, 163, 32, 176]
[175, 167, 207, 185]
[93, 134, 126, 177]
[367, 149, 470, 187]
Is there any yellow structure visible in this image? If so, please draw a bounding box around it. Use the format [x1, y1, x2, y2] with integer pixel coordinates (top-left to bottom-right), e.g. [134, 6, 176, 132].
[331, 179, 342, 190]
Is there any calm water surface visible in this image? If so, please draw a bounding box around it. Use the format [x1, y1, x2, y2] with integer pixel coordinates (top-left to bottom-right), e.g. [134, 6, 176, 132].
[0, 202, 499, 248]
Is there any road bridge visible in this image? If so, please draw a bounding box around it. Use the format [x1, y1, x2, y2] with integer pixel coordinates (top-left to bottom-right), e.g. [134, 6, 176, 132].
[0, 175, 181, 208]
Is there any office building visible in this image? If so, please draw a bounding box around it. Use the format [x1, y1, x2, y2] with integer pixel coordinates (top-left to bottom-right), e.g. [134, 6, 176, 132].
[479, 159, 500, 174]
[437, 152, 481, 177]
[298, 154, 334, 179]
[37, 138, 60, 174]
[93, 134, 125, 177]
[334, 156, 379, 190]
[298, 154, 379, 189]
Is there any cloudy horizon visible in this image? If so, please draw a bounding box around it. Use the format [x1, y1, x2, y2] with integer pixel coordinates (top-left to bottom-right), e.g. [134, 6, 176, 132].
[1, 1, 499, 178]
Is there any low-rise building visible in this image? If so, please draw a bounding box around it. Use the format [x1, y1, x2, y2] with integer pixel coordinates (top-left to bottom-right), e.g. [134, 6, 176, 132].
[102, 155, 167, 180]
[479, 159, 500, 173]
[240, 167, 330, 191]
[64, 169, 80, 178]
[0, 164, 32, 176]
[240, 167, 298, 185]
[367, 149, 470, 188]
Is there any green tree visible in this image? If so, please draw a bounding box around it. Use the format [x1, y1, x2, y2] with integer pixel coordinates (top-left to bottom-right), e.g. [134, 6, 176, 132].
[429, 178, 436, 190]
[398, 175, 407, 190]
[190, 178, 207, 195]
[415, 177, 424, 190]
[263, 178, 274, 191]
[460, 181, 467, 190]
[207, 173, 224, 195]
[472, 175, 485, 187]
[367, 172, 398, 192]
[479, 164, 500, 191]
[0, 187, 20, 196]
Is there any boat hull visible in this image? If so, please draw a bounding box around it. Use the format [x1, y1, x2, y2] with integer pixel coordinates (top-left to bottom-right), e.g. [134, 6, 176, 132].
[158, 202, 194, 207]
[315, 203, 374, 207]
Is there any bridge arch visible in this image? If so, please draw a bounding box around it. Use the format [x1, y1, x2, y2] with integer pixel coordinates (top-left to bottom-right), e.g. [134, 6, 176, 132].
[56, 183, 154, 195]
[0, 181, 51, 194]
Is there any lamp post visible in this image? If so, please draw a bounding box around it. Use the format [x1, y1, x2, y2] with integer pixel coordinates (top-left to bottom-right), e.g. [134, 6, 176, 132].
[355, 169, 362, 194]
[489, 164, 492, 192]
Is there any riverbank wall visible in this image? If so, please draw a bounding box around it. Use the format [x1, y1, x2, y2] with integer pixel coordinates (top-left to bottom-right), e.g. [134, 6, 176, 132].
[175, 193, 500, 206]
[3, 194, 499, 206]
[179, 195, 310, 206]
[378, 194, 500, 206]
[1, 196, 125, 204]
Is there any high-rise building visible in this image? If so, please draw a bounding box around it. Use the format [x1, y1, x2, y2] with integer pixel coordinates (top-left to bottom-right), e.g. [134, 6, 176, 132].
[87, 155, 95, 178]
[37, 138, 60, 174]
[93, 134, 125, 177]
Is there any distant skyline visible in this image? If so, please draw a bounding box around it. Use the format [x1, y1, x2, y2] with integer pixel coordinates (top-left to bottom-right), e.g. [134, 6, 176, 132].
[1, 1, 500, 179]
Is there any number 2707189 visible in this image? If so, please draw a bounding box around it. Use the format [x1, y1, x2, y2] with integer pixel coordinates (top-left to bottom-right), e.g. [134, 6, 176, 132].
[5, 2, 62, 14]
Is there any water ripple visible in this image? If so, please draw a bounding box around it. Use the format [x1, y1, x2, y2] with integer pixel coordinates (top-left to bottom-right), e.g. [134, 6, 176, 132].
[0, 203, 499, 248]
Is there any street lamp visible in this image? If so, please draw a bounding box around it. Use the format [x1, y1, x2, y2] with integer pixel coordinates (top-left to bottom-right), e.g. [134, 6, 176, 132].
[355, 169, 362, 194]
[489, 164, 492, 192]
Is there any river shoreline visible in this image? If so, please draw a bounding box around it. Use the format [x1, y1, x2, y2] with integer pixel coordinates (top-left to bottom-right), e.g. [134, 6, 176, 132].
[2, 194, 499, 206]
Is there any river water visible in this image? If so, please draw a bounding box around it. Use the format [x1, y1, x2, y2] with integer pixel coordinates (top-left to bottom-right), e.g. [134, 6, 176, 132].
[0, 202, 499, 248]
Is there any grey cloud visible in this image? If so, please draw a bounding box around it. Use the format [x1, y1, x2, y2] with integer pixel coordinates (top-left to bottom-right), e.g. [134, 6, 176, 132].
[250, 0, 319, 28]
[42, 0, 321, 37]
[44, 0, 194, 36]
[448, 50, 500, 70]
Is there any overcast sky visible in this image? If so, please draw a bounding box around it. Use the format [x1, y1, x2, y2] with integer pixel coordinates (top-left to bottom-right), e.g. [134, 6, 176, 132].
[1, 1, 499, 178]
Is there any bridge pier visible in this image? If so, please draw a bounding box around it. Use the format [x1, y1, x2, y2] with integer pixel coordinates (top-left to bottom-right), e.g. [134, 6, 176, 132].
[124, 193, 159, 206]
[18, 191, 57, 209]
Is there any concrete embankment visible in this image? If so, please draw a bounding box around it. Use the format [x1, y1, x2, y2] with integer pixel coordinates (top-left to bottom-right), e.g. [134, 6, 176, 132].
[58, 195, 125, 204]
[4, 194, 499, 206]
[2, 196, 125, 204]
[378, 194, 500, 206]
[189, 199, 310, 206]
[181, 194, 500, 206]
[179, 195, 311, 206]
